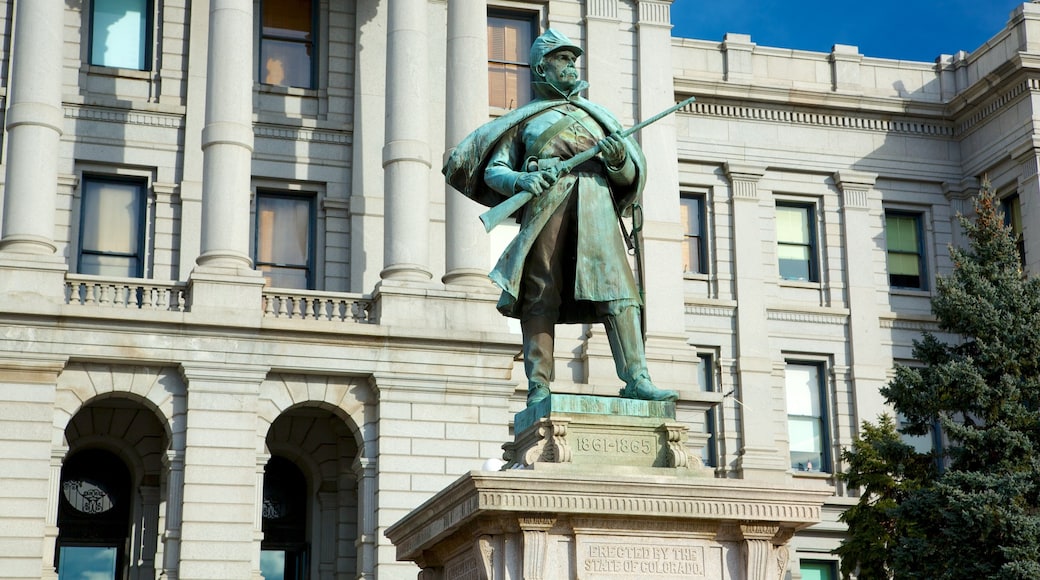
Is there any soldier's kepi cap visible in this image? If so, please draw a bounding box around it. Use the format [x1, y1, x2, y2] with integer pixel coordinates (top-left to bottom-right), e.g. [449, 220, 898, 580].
[529, 29, 583, 66]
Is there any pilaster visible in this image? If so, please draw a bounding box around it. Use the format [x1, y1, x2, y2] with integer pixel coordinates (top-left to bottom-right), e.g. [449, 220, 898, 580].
[834, 171, 887, 430]
[0, 357, 66, 579]
[724, 163, 788, 480]
[176, 364, 267, 580]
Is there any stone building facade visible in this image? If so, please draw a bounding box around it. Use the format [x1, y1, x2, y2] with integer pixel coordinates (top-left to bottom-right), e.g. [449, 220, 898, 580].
[0, 0, 1036, 578]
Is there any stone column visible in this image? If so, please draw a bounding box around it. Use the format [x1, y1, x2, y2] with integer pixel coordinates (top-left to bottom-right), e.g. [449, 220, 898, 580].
[381, 0, 433, 283]
[137, 486, 161, 579]
[0, 0, 67, 305]
[159, 451, 185, 580]
[196, 0, 254, 271]
[0, 0, 63, 255]
[442, 0, 491, 288]
[43, 447, 67, 580]
[834, 172, 888, 433]
[353, 456, 377, 579]
[726, 163, 788, 480]
[177, 364, 266, 580]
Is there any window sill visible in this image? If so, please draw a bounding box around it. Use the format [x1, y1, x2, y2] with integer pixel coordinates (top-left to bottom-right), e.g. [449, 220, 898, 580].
[779, 279, 822, 289]
[84, 65, 152, 80]
[257, 83, 320, 98]
[889, 287, 931, 297]
[683, 272, 710, 281]
[792, 470, 834, 481]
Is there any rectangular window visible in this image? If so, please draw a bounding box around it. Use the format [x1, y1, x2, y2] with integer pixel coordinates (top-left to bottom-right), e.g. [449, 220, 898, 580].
[1002, 194, 1025, 268]
[487, 10, 536, 109]
[800, 560, 837, 580]
[698, 354, 717, 468]
[261, 0, 316, 89]
[90, 0, 151, 70]
[776, 203, 818, 281]
[255, 191, 315, 289]
[78, 176, 146, 278]
[786, 362, 830, 473]
[885, 211, 927, 289]
[681, 194, 707, 274]
[58, 546, 118, 580]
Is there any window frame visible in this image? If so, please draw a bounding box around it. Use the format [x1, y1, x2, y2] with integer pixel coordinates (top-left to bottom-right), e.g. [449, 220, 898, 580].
[680, 192, 708, 275]
[56, 448, 133, 580]
[259, 0, 319, 90]
[1001, 193, 1025, 268]
[261, 455, 311, 580]
[487, 8, 538, 111]
[775, 201, 819, 282]
[884, 209, 928, 290]
[76, 174, 149, 278]
[88, 0, 155, 71]
[697, 352, 718, 468]
[253, 188, 318, 290]
[785, 360, 832, 474]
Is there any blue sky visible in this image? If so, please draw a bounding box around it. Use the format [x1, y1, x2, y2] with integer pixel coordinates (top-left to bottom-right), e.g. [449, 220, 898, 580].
[671, 0, 1024, 62]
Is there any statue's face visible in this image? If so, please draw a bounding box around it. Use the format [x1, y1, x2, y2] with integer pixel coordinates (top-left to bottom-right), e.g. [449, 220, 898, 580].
[541, 49, 579, 92]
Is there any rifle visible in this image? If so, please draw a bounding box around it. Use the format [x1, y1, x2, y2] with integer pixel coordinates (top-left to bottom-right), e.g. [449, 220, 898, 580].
[478, 96, 696, 232]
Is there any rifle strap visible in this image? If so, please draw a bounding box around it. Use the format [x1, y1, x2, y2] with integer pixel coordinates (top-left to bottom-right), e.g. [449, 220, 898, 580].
[526, 107, 593, 161]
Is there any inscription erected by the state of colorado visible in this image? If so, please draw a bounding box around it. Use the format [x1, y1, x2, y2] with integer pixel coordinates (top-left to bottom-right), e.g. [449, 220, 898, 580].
[581, 542, 704, 578]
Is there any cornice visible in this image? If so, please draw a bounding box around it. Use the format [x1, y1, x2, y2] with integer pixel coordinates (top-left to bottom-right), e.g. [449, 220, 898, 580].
[254, 123, 352, 145]
[680, 97, 954, 138]
[767, 309, 848, 326]
[64, 104, 184, 129]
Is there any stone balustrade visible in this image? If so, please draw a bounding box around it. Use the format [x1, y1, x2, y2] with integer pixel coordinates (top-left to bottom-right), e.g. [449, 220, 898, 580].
[262, 288, 374, 324]
[65, 274, 189, 311]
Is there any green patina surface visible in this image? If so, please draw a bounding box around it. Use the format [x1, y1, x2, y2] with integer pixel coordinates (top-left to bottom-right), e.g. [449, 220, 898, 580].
[514, 393, 675, 434]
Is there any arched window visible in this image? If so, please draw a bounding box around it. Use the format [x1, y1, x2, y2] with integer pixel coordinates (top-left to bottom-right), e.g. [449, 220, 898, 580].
[261, 456, 309, 580]
[57, 449, 132, 580]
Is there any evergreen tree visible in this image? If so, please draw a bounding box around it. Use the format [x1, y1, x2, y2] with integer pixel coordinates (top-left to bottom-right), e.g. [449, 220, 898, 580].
[836, 181, 1040, 579]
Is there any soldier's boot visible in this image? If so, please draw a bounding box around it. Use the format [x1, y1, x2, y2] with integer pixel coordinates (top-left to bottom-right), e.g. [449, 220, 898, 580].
[522, 317, 555, 406]
[604, 306, 679, 402]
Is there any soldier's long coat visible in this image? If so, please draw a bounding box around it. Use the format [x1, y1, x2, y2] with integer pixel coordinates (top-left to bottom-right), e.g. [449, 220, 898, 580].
[443, 80, 647, 323]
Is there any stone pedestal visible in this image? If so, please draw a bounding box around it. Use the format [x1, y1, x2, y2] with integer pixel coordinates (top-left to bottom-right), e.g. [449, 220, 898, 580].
[504, 395, 713, 473]
[386, 396, 830, 580]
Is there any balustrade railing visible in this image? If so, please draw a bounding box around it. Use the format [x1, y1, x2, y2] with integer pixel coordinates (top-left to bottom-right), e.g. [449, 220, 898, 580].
[262, 289, 375, 323]
[65, 275, 189, 311]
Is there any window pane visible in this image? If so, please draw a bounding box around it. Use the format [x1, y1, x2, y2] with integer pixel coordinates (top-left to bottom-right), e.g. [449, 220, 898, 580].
[260, 266, 309, 290]
[487, 12, 534, 108]
[92, 0, 148, 69]
[776, 206, 810, 244]
[778, 246, 811, 281]
[260, 550, 286, 580]
[260, 0, 314, 88]
[698, 355, 716, 467]
[801, 561, 835, 580]
[82, 181, 141, 254]
[263, 0, 313, 39]
[261, 40, 313, 88]
[681, 196, 705, 273]
[786, 365, 820, 415]
[787, 364, 826, 472]
[886, 214, 919, 252]
[256, 196, 311, 265]
[59, 546, 117, 580]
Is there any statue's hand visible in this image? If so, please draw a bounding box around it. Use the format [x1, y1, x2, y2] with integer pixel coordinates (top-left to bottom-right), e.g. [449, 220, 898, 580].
[515, 170, 556, 197]
[598, 134, 627, 168]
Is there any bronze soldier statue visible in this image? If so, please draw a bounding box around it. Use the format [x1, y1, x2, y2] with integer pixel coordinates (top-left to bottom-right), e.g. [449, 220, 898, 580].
[444, 29, 679, 407]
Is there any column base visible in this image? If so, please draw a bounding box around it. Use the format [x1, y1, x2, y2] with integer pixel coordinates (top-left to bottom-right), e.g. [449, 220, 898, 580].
[0, 251, 68, 313]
